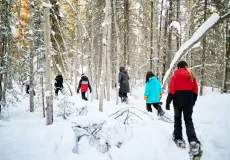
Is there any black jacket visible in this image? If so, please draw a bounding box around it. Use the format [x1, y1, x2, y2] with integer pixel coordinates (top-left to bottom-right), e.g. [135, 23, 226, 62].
[55, 75, 63, 88]
[119, 69, 130, 93]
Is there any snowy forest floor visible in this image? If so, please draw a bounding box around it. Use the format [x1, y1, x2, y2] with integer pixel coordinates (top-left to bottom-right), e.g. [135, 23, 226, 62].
[0, 87, 230, 160]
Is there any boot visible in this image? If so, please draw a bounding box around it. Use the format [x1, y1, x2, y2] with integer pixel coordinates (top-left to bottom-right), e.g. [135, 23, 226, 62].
[157, 105, 165, 116]
[189, 141, 202, 158]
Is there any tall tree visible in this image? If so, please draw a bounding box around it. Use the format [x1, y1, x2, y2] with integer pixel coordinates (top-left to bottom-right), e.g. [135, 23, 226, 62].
[44, 0, 53, 125]
[199, 0, 208, 96]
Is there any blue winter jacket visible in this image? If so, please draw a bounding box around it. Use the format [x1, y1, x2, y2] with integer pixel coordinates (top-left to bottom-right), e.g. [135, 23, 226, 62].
[144, 77, 162, 103]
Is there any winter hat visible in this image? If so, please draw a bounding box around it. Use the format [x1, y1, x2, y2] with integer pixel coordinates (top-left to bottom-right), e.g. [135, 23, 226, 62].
[81, 73, 85, 77]
[177, 61, 188, 69]
[120, 67, 125, 72]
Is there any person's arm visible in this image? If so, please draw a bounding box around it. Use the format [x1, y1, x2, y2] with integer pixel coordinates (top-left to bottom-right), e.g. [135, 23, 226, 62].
[118, 72, 123, 83]
[77, 79, 82, 93]
[88, 79, 92, 92]
[166, 74, 177, 109]
[144, 82, 150, 100]
[192, 79, 198, 105]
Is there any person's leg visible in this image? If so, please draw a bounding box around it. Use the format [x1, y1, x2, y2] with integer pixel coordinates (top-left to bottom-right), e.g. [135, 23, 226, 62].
[55, 88, 58, 96]
[153, 103, 164, 116]
[183, 105, 198, 142]
[81, 92, 85, 99]
[26, 85, 29, 94]
[174, 106, 183, 140]
[146, 103, 152, 112]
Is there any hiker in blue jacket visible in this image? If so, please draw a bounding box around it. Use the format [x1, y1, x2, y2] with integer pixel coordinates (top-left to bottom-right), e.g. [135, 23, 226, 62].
[144, 71, 164, 116]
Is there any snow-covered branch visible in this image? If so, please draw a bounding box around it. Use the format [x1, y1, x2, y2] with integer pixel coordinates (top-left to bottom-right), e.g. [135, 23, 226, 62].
[162, 12, 230, 87]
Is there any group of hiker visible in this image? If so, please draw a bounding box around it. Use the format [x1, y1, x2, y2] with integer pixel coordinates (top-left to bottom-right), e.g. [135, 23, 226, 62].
[24, 60, 201, 155]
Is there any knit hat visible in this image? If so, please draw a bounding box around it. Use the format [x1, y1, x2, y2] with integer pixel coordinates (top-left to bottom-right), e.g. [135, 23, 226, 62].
[81, 73, 85, 77]
[177, 61, 188, 69]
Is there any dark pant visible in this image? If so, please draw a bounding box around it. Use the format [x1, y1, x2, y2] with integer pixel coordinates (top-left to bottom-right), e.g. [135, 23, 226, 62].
[81, 92, 88, 100]
[55, 87, 62, 96]
[26, 85, 35, 95]
[146, 103, 164, 113]
[119, 92, 128, 102]
[174, 105, 198, 142]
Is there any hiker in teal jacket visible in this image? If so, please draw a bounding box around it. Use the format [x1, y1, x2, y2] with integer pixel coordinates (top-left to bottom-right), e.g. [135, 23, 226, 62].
[144, 71, 164, 116]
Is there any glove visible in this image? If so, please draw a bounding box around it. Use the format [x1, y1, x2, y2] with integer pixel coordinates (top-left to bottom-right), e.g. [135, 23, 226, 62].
[166, 104, 170, 110]
[77, 89, 79, 94]
[144, 96, 148, 101]
[160, 93, 162, 99]
[90, 90, 92, 93]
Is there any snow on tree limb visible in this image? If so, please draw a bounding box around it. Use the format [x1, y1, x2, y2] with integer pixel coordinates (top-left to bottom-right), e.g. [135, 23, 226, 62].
[162, 12, 230, 88]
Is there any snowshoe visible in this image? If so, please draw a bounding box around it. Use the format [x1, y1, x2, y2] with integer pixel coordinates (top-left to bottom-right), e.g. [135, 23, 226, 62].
[172, 135, 186, 148]
[158, 114, 173, 123]
[189, 141, 203, 160]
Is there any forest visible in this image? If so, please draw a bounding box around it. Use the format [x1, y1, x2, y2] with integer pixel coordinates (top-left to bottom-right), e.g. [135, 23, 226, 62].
[0, 0, 229, 125]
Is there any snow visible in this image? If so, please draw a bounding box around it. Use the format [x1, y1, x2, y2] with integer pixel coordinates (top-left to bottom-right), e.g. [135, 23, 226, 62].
[42, 2, 52, 8]
[10, 25, 16, 36]
[1, 85, 230, 160]
[170, 21, 181, 34]
[162, 13, 220, 86]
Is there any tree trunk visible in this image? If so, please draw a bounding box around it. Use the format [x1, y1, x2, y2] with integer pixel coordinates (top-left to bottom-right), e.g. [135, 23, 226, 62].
[90, 0, 94, 102]
[199, 0, 208, 96]
[99, 0, 111, 111]
[167, 0, 173, 68]
[29, 5, 35, 112]
[150, 1, 154, 71]
[74, 0, 79, 93]
[157, 0, 164, 77]
[176, 0, 181, 50]
[106, 1, 112, 101]
[113, 0, 121, 105]
[124, 0, 129, 67]
[44, 0, 53, 125]
[41, 74, 45, 118]
[162, 9, 169, 81]
[222, 21, 230, 93]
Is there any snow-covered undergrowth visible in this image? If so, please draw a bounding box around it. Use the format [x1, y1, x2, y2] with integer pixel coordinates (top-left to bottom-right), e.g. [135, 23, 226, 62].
[0, 86, 230, 160]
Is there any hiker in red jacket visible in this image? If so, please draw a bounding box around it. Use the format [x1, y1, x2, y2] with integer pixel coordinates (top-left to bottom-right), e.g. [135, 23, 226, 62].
[165, 61, 201, 154]
[77, 74, 92, 101]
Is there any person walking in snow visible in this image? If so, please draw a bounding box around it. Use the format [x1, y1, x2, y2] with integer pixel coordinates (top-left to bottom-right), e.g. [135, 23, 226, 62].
[23, 77, 35, 95]
[77, 74, 92, 101]
[144, 71, 164, 116]
[54, 74, 63, 96]
[165, 61, 201, 154]
[119, 67, 130, 103]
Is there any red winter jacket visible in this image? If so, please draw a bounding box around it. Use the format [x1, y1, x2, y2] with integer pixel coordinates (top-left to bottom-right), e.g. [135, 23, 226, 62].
[77, 76, 92, 93]
[166, 68, 198, 106]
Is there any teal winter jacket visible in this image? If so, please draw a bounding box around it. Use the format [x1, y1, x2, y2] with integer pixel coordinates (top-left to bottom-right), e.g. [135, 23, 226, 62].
[144, 77, 162, 103]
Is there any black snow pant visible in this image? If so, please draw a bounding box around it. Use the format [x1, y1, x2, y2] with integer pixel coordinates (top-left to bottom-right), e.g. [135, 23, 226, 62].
[146, 103, 164, 115]
[119, 92, 128, 102]
[174, 105, 198, 142]
[26, 85, 35, 95]
[146, 103, 159, 112]
[55, 87, 62, 96]
[81, 92, 88, 100]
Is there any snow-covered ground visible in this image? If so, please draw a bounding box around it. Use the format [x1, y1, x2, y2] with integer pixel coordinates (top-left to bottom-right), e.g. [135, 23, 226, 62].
[0, 87, 230, 160]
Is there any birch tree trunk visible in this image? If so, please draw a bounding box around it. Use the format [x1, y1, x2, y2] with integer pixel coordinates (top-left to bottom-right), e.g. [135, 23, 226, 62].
[29, 5, 35, 112]
[199, 0, 208, 96]
[106, 1, 112, 101]
[90, 1, 94, 102]
[99, 0, 111, 111]
[113, 0, 121, 105]
[74, 0, 79, 93]
[44, 0, 53, 125]
[157, 0, 164, 77]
